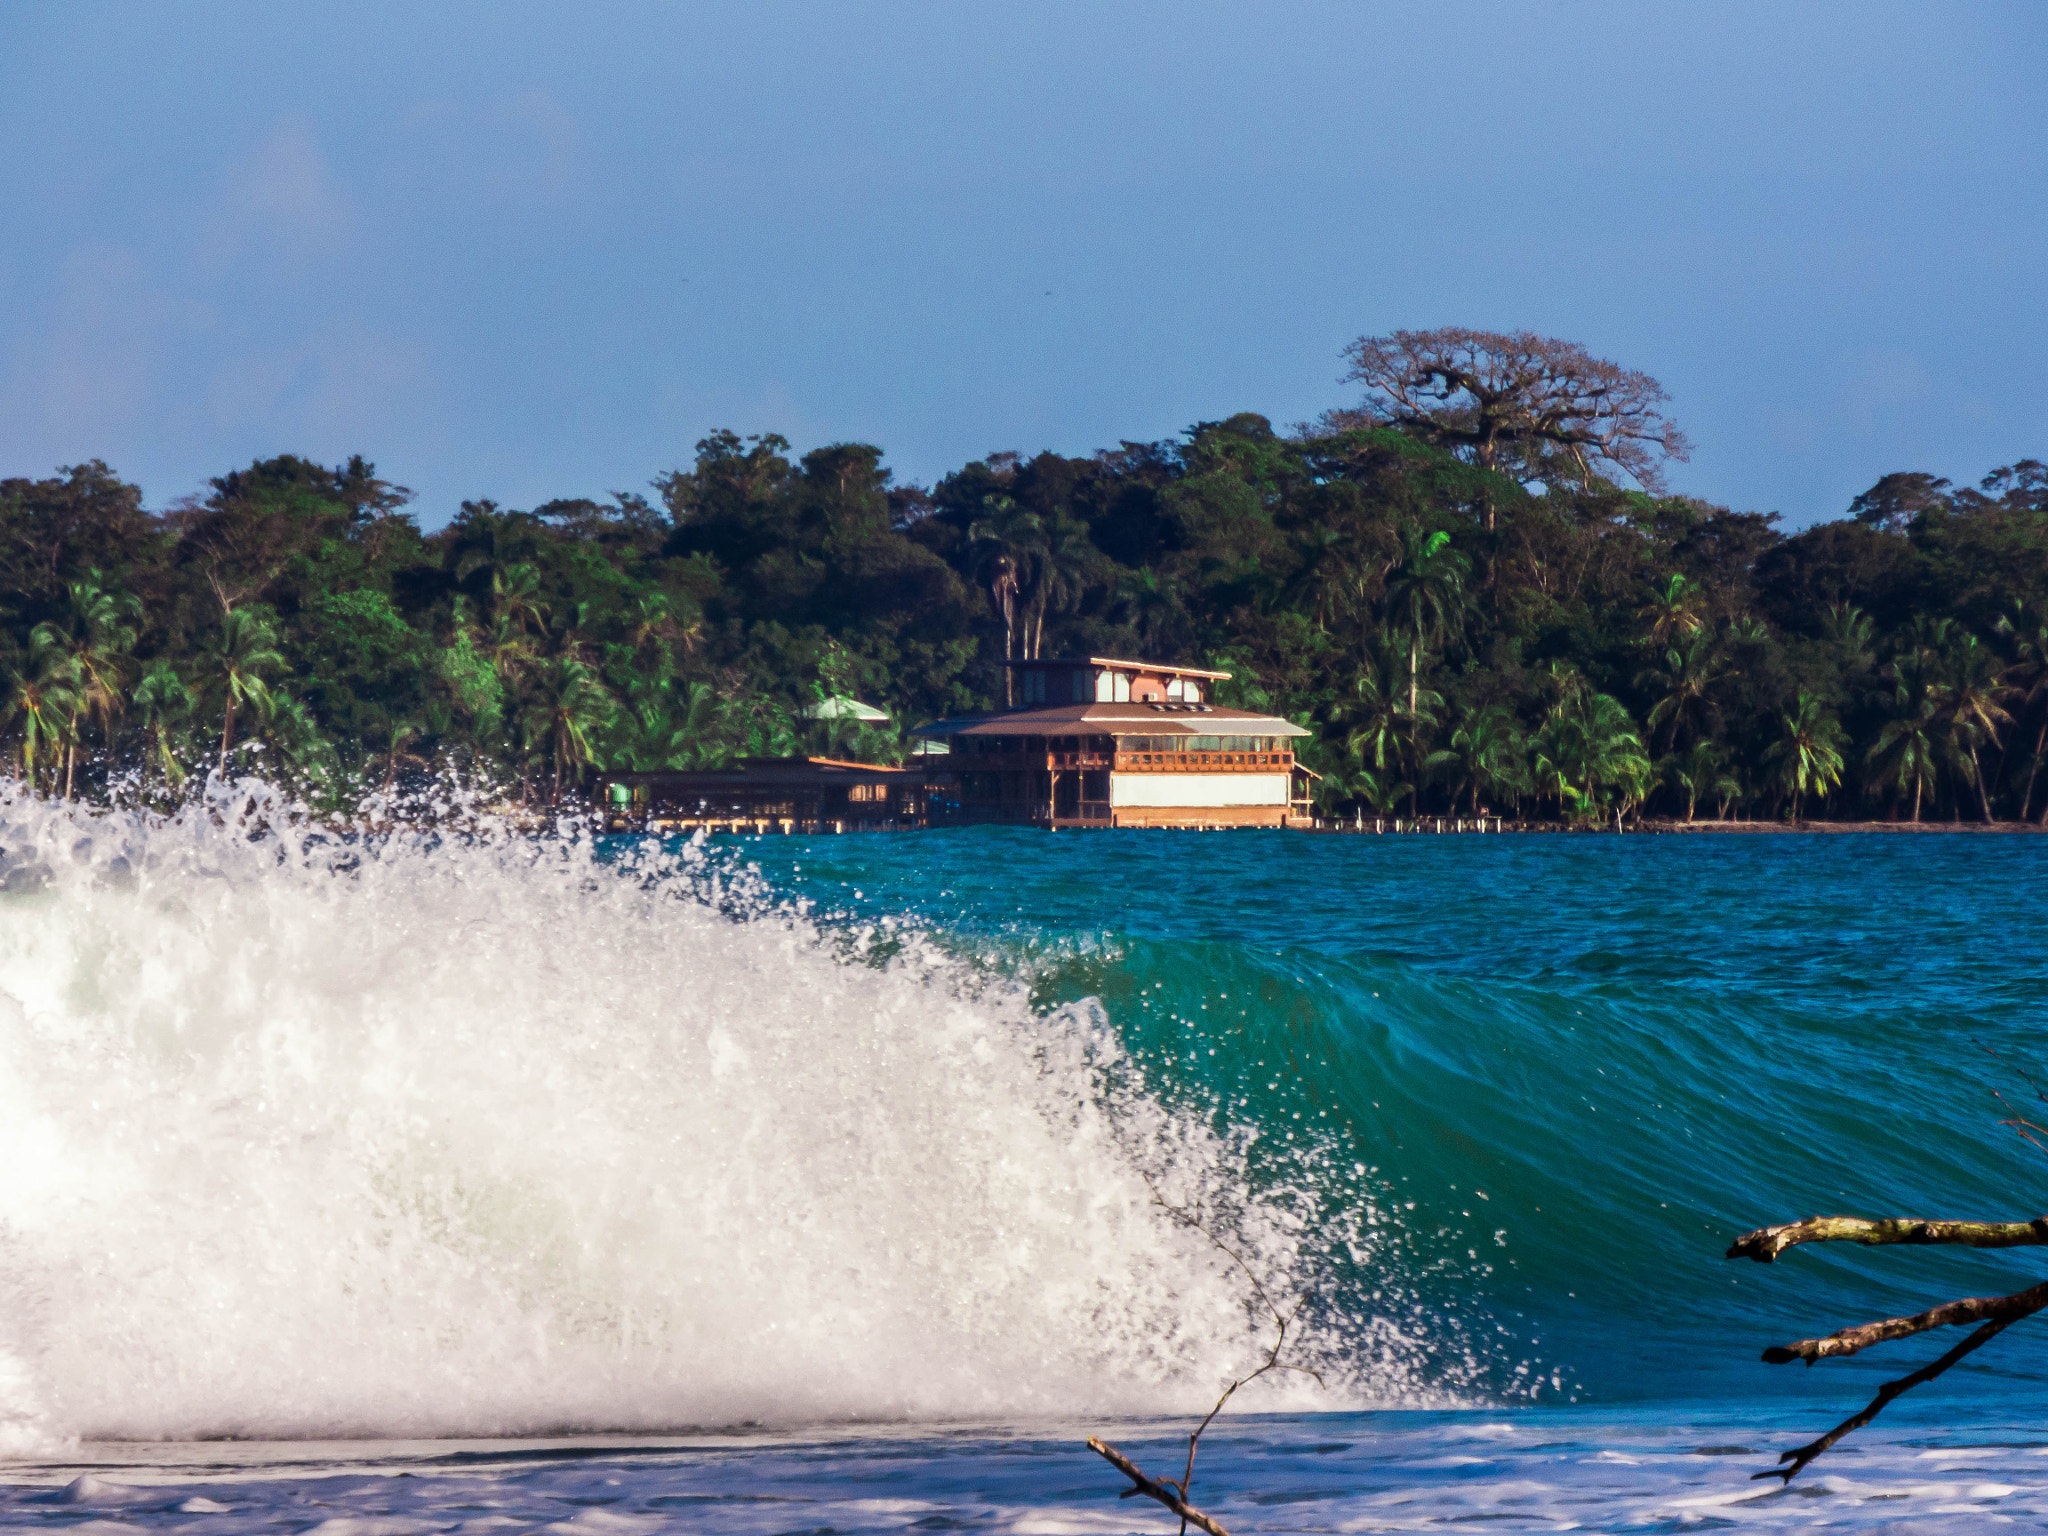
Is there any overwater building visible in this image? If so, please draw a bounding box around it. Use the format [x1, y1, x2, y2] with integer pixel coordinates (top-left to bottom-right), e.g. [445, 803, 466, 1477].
[913, 657, 1313, 828]
[594, 656, 1313, 832]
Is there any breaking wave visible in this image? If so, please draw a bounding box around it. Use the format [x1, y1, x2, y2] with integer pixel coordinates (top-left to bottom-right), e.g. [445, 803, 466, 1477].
[0, 781, 1470, 1448]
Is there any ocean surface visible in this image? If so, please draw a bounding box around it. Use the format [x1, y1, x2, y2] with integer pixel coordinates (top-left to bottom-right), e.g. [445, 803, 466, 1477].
[3, 786, 2047, 1530]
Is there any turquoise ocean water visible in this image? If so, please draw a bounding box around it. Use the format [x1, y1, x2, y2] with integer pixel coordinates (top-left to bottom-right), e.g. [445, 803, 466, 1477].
[3, 799, 2047, 1529]
[736, 828, 2048, 1405]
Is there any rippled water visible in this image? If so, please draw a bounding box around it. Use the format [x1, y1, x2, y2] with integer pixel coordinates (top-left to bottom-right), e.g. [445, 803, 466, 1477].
[3, 794, 2045, 1529]
[15, 1407, 2048, 1532]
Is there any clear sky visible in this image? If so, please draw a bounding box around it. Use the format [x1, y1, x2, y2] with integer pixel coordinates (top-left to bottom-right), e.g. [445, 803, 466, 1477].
[1, 2, 2042, 528]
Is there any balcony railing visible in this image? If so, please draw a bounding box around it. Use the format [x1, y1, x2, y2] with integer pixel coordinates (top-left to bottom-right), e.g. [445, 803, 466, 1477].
[1114, 752, 1294, 772]
[945, 751, 1293, 773]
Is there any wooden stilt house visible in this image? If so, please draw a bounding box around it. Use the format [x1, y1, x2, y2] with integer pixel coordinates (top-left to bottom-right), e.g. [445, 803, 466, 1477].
[913, 658, 1315, 828]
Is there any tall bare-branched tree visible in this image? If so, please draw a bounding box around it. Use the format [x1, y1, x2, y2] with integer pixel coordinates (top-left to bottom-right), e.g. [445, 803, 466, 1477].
[1337, 327, 1692, 527]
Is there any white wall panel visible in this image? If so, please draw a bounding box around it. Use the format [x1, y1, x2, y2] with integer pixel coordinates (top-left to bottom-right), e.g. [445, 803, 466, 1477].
[1109, 773, 1289, 808]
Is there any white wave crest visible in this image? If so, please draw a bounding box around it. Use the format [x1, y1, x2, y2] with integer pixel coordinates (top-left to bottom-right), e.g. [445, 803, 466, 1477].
[0, 780, 1435, 1444]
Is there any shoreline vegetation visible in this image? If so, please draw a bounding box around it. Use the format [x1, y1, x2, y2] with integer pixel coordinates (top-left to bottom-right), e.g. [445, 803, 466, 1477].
[4, 327, 2045, 830]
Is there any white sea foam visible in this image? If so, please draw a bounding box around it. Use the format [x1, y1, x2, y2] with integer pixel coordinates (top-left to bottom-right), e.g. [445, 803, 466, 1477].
[0, 781, 1432, 1444]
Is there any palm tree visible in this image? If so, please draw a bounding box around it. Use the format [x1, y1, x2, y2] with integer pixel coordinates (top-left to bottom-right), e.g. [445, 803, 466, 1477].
[1021, 507, 1101, 659]
[1821, 602, 1876, 674]
[1865, 619, 1972, 822]
[627, 591, 699, 670]
[2, 631, 83, 790]
[1763, 692, 1847, 821]
[616, 679, 728, 772]
[517, 657, 615, 806]
[1996, 603, 2048, 820]
[492, 562, 550, 638]
[1336, 655, 1404, 785]
[668, 680, 727, 768]
[1867, 657, 1943, 822]
[1285, 520, 1381, 634]
[1869, 710, 1940, 820]
[1640, 573, 1706, 647]
[1109, 568, 1192, 660]
[1334, 634, 1442, 813]
[1664, 739, 1739, 822]
[40, 571, 142, 798]
[264, 695, 339, 793]
[1937, 628, 2014, 821]
[966, 494, 1045, 700]
[1350, 762, 1414, 816]
[1532, 666, 1651, 821]
[202, 608, 286, 774]
[132, 662, 195, 788]
[487, 609, 541, 682]
[1384, 523, 1469, 721]
[1444, 702, 1525, 814]
[1638, 629, 1725, 753]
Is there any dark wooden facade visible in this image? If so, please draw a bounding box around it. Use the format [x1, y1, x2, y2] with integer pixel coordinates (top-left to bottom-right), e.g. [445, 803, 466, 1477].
[597, 757, 929, 833]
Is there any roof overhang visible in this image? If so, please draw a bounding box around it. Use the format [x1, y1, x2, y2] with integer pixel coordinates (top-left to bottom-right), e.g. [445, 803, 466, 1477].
[1006, 655, 1232, 680]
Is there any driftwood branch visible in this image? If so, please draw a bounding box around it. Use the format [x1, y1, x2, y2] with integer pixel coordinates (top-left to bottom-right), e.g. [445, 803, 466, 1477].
[1729, 1059, 2048, 1483]
[1087, 1437, 1233, 1536]
[1761, 1280, 2048, 1364]
[1727, 1213, 2048, 1263]
[1755, 1315, 2021, 1484]
[1731, 1203, 2048, 1482]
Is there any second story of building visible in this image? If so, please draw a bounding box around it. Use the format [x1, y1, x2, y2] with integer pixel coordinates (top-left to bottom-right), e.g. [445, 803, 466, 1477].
[911, 656, 1308, 772]
[1008, 656, 1227, 708]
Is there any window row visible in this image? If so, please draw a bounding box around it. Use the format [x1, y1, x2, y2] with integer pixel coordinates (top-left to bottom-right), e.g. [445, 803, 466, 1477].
[1115, 735, 1285, 753]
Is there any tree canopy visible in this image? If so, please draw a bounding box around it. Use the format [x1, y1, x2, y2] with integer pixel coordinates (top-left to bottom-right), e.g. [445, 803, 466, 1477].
[1335, 327, 1692, 497]
[2, 342, 2043, 824]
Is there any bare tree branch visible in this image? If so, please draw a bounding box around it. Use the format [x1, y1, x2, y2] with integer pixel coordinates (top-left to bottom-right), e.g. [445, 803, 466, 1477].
[1762, 1280, 2048, 1364]
[1756, 1316, 2022, 1485]
[1084, 1177, 1326, 1531]
[1727, 1213, 2048, 1263]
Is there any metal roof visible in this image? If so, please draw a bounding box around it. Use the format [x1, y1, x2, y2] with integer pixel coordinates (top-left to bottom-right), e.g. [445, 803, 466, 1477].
[1006, 655, 1232, 680]
[911, 703, 1309, 738]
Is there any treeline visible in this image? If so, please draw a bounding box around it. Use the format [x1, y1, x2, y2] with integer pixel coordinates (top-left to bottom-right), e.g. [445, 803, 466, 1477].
[5, 349, 2047, 823]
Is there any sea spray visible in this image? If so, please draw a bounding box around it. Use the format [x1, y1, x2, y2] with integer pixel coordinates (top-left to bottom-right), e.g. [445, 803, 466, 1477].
[0, 781, 1454, 1444]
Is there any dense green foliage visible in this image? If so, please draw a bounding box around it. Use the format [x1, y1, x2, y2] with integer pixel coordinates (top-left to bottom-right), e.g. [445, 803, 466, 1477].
[4, 420, 2045, 821]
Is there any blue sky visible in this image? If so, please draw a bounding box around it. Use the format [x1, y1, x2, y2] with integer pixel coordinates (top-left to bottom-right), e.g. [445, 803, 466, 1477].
[0, 2, 2042, 527]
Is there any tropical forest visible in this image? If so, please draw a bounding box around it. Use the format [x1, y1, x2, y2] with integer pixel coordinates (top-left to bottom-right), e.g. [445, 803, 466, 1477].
[5, 328, 2045, 824]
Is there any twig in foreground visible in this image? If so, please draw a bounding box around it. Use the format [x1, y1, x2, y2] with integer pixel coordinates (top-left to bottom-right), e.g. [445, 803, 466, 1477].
[1086, 1176, 1326, 1532]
